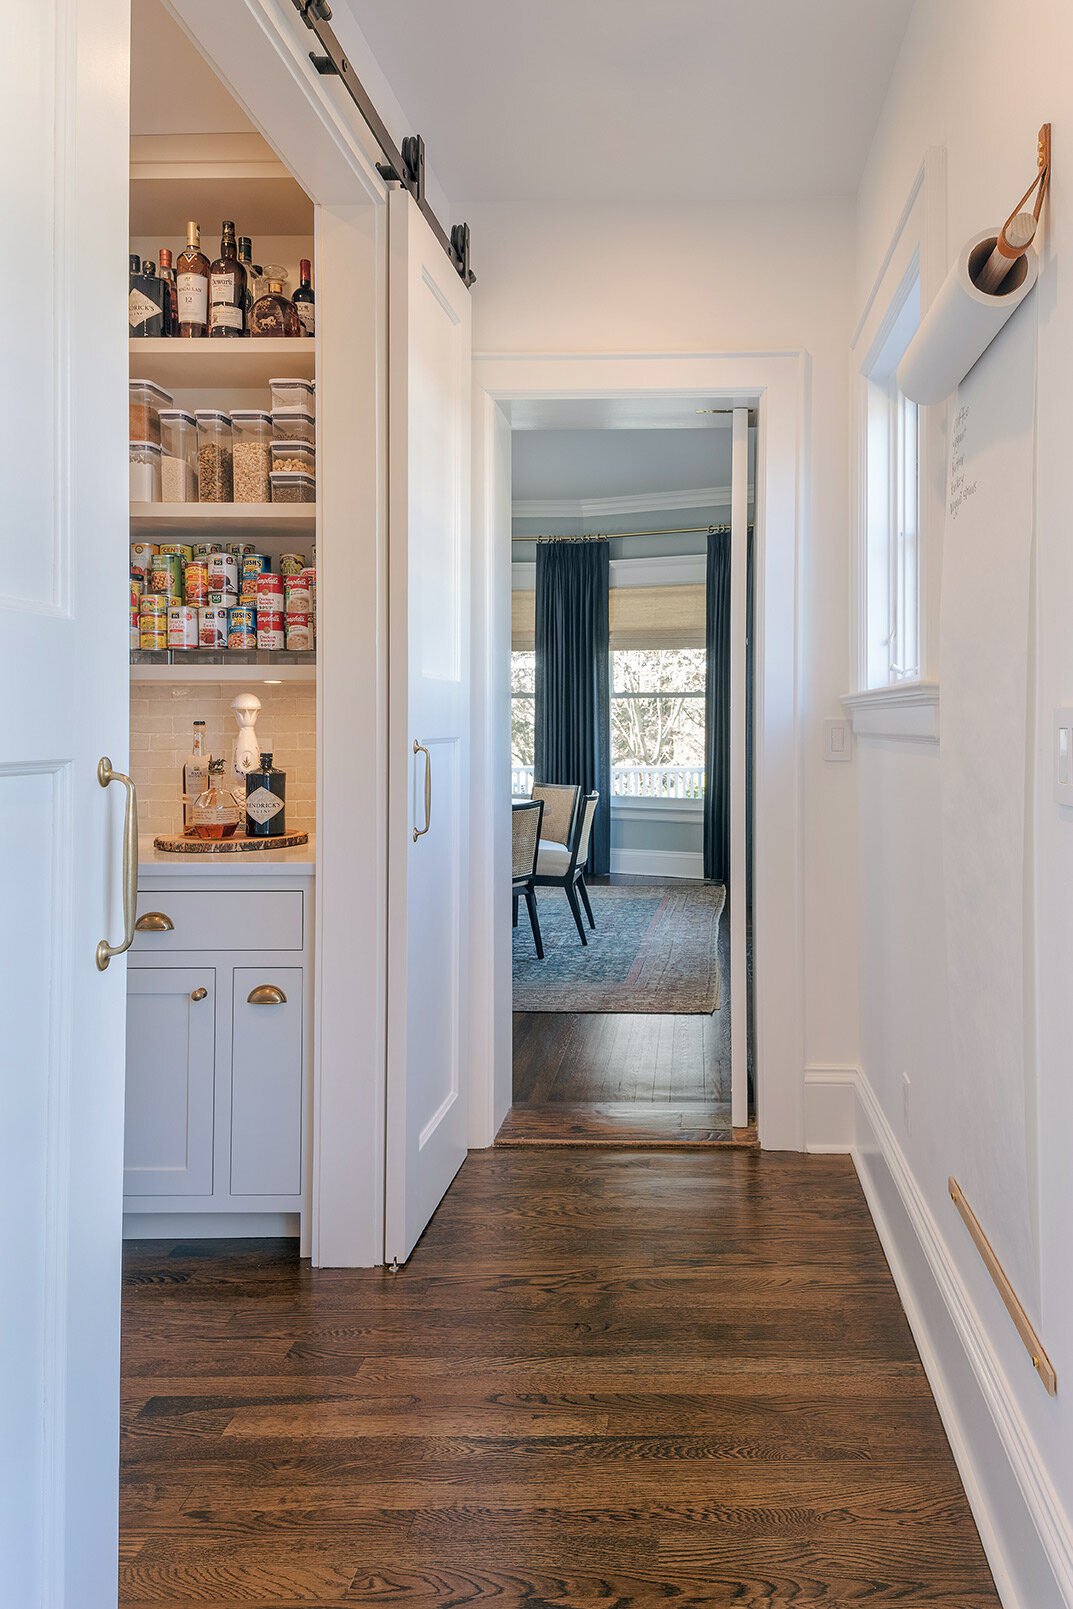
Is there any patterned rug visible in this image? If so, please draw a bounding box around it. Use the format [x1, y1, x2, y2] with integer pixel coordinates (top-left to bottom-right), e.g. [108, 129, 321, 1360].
[512, 881, 726, 1013]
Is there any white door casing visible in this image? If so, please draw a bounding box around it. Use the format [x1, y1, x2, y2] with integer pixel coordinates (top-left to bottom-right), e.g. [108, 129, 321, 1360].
[385, 189, 473, 1264]
[1, 0, 130, 1602]
[729, 406, 749, 1128]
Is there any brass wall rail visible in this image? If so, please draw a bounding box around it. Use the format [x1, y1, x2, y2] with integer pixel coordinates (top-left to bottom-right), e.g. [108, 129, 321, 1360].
[949, 1177, 1057, 1397]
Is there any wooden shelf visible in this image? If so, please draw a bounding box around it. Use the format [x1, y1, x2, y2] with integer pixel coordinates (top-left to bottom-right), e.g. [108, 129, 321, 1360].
[130, 503, 315, 538]
[130, 651, 315, 683]
[129, 338, 314, 388]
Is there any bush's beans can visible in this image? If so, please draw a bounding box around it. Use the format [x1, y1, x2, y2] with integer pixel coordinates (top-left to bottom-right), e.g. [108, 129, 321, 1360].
[159, 543, 193, 564]
[184, 560, 210, 607]
[242, 552, 271, 582]
[255, 573, 285, 609]
[150, 553, 182, 598]
[257, 609, 285, 650]
[228, 606, 257, 650]
[130, 541, 156, 579]
[285, 613, 313, 650]
[208, 588, 237, 609]
[207, 551, 239, 594]
[167, 604, 199, 649]
[198, 604, 229, 649]
[280, 552, 306, 576]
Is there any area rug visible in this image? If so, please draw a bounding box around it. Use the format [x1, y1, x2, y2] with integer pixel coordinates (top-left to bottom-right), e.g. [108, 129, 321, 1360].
[512, 881, 726, 1013]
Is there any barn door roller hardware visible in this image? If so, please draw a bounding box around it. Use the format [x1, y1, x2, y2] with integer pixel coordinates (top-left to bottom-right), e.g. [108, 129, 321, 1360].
[291, 0, 475, 286]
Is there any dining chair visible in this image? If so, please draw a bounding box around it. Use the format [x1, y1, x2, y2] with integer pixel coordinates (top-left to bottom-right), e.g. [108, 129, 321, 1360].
[530, 782, 580, 853]
[534, 791, 599, 945]
[511, 797, 545, 959]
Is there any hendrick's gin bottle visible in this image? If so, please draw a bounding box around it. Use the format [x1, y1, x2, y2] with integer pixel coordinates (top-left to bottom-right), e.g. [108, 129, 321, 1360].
[245, 752, 286, 838]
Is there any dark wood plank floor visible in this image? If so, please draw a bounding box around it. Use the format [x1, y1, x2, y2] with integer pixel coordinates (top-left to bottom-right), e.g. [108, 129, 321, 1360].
[119, 1149, 999, 1606]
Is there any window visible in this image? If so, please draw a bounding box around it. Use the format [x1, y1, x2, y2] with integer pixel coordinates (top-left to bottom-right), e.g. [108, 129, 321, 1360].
[511, 649, 535, 792]
[611, 647, 705, 799]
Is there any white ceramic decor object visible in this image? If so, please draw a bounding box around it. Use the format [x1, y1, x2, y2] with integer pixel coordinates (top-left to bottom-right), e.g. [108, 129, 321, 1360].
[231, 692, 262, 788]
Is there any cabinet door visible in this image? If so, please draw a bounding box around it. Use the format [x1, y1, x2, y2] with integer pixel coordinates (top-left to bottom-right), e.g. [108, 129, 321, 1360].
[230, 968, 304, 1197]
[125, 967, 216, 1197]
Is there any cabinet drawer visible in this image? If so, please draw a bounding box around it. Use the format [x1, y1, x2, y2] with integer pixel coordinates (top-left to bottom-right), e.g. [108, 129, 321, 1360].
[132, 889, 304, 952]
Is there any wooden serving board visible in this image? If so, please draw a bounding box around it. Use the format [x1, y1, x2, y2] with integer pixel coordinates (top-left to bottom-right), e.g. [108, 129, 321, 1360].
[153, 832, 309, 854]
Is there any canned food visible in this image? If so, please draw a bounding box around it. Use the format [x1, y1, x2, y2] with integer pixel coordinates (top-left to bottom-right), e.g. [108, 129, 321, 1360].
[280, 552, 307, 577]
[256, 573, 284, 603]
[228, 542, 258, 558]
[198, 604, 229, 649]
[167, 604, 198, 649]
[192, 543, 216, 559]
[285, 613, 313, 650]
[207, 588, 237, 609]
[284, 578, 312, 614]
[130, 541, 156, 579]
[139, 624, 167, 651]
[228, 605, 257, 650]
[150, 553, 182, 598]
[130, 608, 140, 649]
[241, 552, 271, 581]
[207, 551, 239, 594]
[130, 577, 143, 606]
[256, 609, 285, 650]
[184, 560, 210, 607]
[158, 543, 193, 564]
[139, 593, 168, 617]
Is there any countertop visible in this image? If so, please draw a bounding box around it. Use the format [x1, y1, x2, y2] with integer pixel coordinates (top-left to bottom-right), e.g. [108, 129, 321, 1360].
[139, 835, 316, 877]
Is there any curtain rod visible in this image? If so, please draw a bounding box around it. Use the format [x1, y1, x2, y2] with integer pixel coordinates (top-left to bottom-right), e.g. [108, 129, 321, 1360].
[511, 524, 752, 544]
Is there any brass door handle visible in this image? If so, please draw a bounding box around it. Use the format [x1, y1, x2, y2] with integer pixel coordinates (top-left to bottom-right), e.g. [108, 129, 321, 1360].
[135, 911, 174, 932]
[190, 988, 208, 1002]
[413, 738, 431, 843]
[247, 984, 287, 1005]
[96, 757, 139, 972]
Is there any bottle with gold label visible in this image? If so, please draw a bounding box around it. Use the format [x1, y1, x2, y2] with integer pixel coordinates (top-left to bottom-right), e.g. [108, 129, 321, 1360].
[209, 220, 247, 338]
[245, 752, 286, 837]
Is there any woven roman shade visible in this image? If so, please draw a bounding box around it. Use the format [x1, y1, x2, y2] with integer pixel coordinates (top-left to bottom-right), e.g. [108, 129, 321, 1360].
[512, 589, 536, 652]
[513, 582, 705, 652]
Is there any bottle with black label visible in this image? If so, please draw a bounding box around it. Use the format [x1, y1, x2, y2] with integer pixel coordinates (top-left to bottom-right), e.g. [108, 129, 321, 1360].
[245, 751, 286, 838]
[129, 255, 167, 337]
[209, 220, 246, 338]
[292, 258, 315, 336]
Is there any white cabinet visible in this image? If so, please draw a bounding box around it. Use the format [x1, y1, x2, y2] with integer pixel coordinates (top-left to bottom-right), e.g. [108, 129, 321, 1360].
[123, 869, 313, 1239]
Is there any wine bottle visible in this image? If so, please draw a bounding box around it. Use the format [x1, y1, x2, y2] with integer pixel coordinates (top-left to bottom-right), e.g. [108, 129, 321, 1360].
[182, 720, 209, 833]
[209, 220, 246, 338]
[292, 258, 315, 336]
[175, 222, 210, 338]
[245, 751, 286, 838]
[158, 247, 177, 336]
[238, 236, 255, 321]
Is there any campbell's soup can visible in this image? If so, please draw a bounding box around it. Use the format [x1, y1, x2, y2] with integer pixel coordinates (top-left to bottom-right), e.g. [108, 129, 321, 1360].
[280, 552, 306, 577]
[167, 604, 198, 649]
[158, 543, 193, 564]
[130, 541, 156, 579]
[256, 573, 285, 607]
[150, 553, 182, 598]
[284, 576, 312, 612]
[184, 560, 210, 607]
[139, 620, 167, 651]
[206, 551, 239, 594]
[228, 605, 257, 650]
[285, 613, 313, 651]
[257, 609, 285, 650]
[208, 588, 237, 609]
[241, 552, 271, 582]
[198, 604, 229, 649]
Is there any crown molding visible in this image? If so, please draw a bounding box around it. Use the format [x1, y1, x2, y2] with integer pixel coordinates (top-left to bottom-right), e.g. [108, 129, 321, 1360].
[512, 484, 733, 521]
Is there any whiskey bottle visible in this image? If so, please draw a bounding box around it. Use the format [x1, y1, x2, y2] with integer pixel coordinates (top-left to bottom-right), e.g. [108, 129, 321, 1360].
[182, 719, 209, 833]
[292, 258, 315, 336]
[209, 220, 247, 338]
[249, 270, 301, 338]
[175, 222, 210, 338]
[245, 752, 286, 838]
[158, 247, 178, 336]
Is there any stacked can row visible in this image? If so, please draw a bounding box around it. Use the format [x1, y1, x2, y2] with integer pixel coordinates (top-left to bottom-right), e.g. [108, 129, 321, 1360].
[131, 541, 315, 652]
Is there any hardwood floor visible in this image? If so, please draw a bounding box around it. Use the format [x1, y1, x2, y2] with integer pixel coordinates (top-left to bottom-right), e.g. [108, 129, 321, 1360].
[119, 1149, 999, 1606]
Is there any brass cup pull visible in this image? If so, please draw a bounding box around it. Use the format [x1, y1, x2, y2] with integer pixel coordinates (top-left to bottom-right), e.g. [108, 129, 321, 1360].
[190, 988, 208, 1002]
[247, 984, 287, 1005]
[135, 911, 174, 932]
[413, 738, 432, 843]
[96, 757, 139, 972]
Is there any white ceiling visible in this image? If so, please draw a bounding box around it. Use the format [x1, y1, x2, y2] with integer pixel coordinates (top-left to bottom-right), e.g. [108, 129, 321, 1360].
[512, 429, 733, 506]
[343, 0, 912, 204]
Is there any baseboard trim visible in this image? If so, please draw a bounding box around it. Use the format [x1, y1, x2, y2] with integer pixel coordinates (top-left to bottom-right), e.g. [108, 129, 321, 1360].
[805, 1066, 1073, 1609]
[123, 1211, 300, 1239]
[609, 847, 704, 879]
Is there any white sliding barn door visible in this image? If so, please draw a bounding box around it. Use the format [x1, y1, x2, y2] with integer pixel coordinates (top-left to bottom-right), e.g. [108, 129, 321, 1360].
[1, 0, 130, 1603]
[385, 191, 472, 1264]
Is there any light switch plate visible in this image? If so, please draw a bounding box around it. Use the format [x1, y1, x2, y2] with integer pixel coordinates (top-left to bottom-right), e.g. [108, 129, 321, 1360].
[823, 718, 852, 763]
[1054, 709, 1073, 806]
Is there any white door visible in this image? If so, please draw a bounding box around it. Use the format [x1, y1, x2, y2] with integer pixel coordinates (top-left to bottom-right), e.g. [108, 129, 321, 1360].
[1, 0, 130, 1603]
[385, 190, 472, 1264]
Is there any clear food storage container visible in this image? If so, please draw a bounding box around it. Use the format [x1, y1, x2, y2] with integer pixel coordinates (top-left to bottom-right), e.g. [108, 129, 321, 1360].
[270, 408, 315, 446]
[270, 440, 316, 475]
[195, 409, 233, 502]
[129, 379, 173, 445]
[270, 470, 316, 505]
[270, 377, 316, 415]
[158, 409, 198, 503]
[230, 409, 273, 503]
[129, 441, 163, 502]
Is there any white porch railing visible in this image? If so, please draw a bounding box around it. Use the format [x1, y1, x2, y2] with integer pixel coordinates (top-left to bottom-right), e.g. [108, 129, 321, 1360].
[511, 764, 704, 799]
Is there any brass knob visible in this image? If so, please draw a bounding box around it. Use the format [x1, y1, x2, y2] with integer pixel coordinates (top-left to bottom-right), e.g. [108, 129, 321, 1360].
[247, 984, 287, 1005]
[190, 988, 208, 1002]
[135, 911, 174, 932]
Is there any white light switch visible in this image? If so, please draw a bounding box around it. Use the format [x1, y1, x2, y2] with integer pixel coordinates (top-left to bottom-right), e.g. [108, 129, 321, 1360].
[1054, 709, 1073, 806]
[823, 718, 852, 763]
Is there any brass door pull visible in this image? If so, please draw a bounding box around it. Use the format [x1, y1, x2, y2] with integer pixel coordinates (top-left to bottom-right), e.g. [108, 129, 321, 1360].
[190, 988, 208, 1002]
[413, 738, 432, 842]
[247, 984, 287, 1005]
[96, 757, 139, 972]
[135, 911, 174, 932]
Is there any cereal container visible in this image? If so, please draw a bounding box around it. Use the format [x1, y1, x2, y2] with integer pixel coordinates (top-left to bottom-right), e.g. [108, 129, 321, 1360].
[195, 410, 233, 502]
[228, 606, 257, 650]
[184, 560, 210, 608]
[256, 609, 285, 650]
[129, 441, 162, 502]
[269, 469, 316, 505]
[270, 408, 315, 445]
[198, 605, 229, 649]
[158, 409, 198, 503]
[285, 613, 313, 650]
[230, 410, 273, 503]
[269, 377, 315, 414]
[167, 604, 199, 650]
[206, 551, 239, 595]
[129, 379, 173, 445]
[130, 541, 157, 580]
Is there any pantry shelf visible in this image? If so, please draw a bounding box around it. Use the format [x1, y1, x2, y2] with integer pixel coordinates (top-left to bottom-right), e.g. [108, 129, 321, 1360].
[130, 650, 316, 683]
[130, 503, 316, 537]
[129, 337, 314, 388]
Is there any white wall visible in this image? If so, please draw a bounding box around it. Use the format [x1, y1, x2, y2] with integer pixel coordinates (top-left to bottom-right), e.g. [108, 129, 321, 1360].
[466, 198, 861, 1075]
[853, 3, 1073, 1602]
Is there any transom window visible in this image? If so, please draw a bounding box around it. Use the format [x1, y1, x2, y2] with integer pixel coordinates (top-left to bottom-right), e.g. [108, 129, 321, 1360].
[863, 274, 920, 688]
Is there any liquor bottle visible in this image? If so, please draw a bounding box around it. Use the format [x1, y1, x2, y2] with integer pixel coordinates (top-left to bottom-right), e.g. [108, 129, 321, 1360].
[292, 258, 315, 336]
[245, 752, 286, 838]
[175, 222, 210, 338]
[190, 759, 242, 840]
[238, 236, 255, 321]
[249, 269, 301, 338]
[209, 220, 246, 338]
[182, 719, 209, 833]
[158, 247, 178, 336]
[128, 254, 167, 337]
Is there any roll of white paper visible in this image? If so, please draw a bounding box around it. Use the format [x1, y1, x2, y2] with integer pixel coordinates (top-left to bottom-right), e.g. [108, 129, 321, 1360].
[897, 228, 1039, 405]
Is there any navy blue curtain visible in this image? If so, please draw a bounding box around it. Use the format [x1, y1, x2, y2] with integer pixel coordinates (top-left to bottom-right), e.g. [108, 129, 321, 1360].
[534, 539, 611, 874]
[703, 528, 754, 893]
